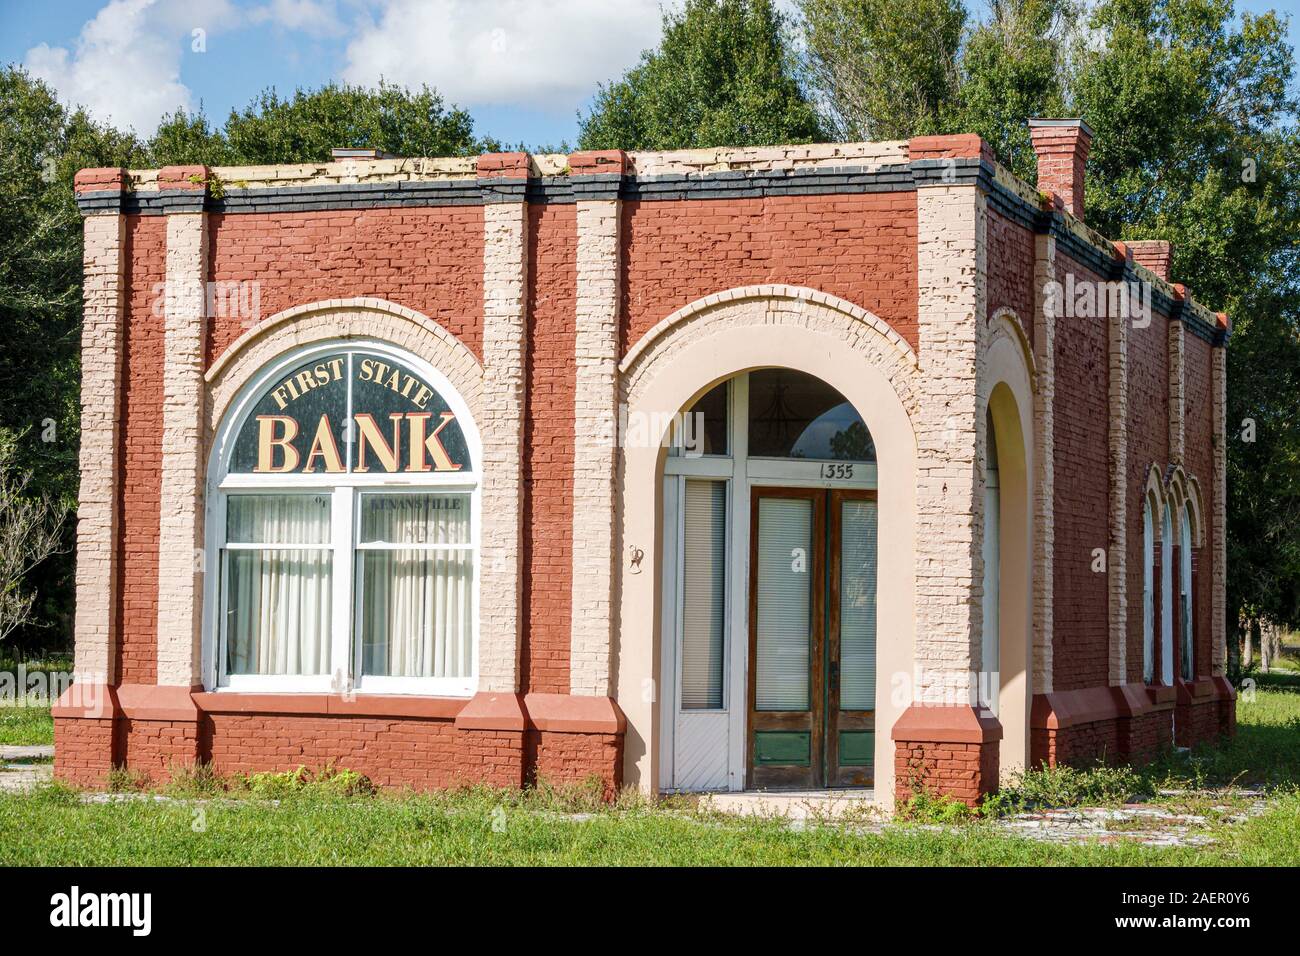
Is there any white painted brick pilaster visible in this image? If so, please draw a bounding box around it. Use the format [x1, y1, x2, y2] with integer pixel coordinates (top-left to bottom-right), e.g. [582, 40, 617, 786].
[479, 203, 529, 693]
[914, 184, 987, 705]
[1169, 319, 1185, 464]
[570, 199, 622, 697]
[74, 213, 127, 685]
[1031, 234, 1056, 694]
[156, 213, 209, 687]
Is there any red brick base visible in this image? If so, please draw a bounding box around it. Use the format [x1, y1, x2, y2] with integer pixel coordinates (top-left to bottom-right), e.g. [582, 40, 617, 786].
[53, 685, 626, 796]
[1031, 680, 1235, 770]
[892, 705, 1002, 806]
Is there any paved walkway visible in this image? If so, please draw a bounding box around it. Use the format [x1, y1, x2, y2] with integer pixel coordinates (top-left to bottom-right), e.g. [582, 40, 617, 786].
[698, 786, 1269, 848]
[0, 745, 54, 792]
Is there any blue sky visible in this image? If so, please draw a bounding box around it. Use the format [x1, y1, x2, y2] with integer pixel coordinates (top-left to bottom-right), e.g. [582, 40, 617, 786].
[0, 0, 668, 147]
[1, 0, 1297, 150]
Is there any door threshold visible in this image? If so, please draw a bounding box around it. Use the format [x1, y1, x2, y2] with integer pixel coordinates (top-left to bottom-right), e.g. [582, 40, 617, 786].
[700, 788, 881, 820]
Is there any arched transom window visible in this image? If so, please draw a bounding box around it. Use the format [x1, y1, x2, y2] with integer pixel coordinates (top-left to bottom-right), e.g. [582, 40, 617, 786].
[206, 341, 480, 696]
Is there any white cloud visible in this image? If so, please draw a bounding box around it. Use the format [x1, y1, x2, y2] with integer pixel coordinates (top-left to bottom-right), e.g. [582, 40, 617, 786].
[23, 0, 668, 135]
[249, 0, 345, 37]
[25, 0, 191, 133]
[341, 0, 664, 112]
[23, 0, 244, 133]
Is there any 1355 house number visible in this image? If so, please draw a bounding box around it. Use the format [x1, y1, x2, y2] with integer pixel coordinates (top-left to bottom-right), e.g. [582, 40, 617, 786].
[820, 463, 855, 480]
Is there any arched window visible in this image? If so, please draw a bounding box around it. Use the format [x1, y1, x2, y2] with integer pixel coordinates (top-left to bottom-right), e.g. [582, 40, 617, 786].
[1142, 495, 1155, 684]
[1180, 505, 1194, 681]
[1160, 506, 1174, 685]
[205, 341, 480, 696]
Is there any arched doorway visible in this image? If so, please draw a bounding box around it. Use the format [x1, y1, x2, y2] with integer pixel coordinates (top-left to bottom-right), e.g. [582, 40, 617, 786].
[657, 368, 879, 791]
[983, 381, 1031, 775]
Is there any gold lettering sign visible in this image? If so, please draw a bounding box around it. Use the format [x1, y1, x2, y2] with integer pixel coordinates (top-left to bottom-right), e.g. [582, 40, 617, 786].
[232, 351, 471, 475]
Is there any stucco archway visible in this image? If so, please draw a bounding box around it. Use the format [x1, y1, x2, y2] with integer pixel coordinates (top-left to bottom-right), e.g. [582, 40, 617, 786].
[616, 286, 919, 808]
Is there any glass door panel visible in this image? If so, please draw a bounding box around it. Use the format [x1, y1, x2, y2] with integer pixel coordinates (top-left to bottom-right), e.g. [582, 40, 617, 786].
[827, 491, 877, 787]
[748, 489, 823, 789]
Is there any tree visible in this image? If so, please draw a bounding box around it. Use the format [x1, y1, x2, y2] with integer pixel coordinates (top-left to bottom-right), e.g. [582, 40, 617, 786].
[0, 67, 144, 654]
[1066, 0, 1300, 643]
[797, 0, 966, 141]
[150, 81, 491, 167]
[0, 430, 68, 645]
[578, 0, 821, 151]
[955, 0, 1075, 181]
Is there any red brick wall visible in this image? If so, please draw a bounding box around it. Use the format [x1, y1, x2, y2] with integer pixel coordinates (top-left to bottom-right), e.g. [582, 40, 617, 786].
[1125, 310, 1170, 682]
[204, 207, 486, 367]
[522, 204, 577, 694]
[619, 193, 919, 356]
[119, 718, 200, 783]
[52, 717, 116, 788]
[1184, 334, 1215, 676]
[116, 215, 165, 684]
[526, 729, 622, 799]
[1175, 696, 1221, 748]
[1051, 255, 1111, 690]
[894, 740, 998, 807]
[986, 210, 1036, 350]
[203, 714, 525, 790]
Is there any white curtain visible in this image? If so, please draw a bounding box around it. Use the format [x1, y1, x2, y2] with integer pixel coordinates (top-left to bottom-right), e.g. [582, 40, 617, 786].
[359, 494, 472, 678]
[225, 495, 332, 675]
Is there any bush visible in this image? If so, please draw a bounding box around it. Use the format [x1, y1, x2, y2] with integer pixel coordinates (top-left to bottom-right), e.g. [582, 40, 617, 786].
[984, 763, 1152, 817]
[895, 788, 976, 824]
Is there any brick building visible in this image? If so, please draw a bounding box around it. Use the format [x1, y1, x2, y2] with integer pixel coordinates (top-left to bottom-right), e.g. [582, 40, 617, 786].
[55, 119, 1234, 807]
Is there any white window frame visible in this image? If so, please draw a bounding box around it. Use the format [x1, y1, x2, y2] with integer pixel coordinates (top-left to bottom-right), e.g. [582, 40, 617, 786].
[1160, 506, 1175, 685]
[1142, 495, 1155, 684]
[1179, 505, 1194, 681]
[202, 340, 482, 697]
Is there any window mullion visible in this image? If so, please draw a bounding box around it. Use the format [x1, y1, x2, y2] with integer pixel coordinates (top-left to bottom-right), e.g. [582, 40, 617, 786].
[332, 486, 355, 693]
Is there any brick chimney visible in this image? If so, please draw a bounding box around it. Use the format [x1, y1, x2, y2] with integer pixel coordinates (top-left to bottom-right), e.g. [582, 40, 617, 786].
[1028, 118, 1093, 219]
[1127, 240, 1172, 281]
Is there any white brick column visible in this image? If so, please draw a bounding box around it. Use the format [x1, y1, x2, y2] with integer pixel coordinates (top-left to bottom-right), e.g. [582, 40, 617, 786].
[1211, 343, 1227, 676]
[1107, 256, 1129, 686]
[74, 211, 127, 685]
[478, 195, 529, 694]
[156, 211, 209, 687]
[914, 182, 988, 704]
[1168, 312, 1185, 464]
[569, 156, 624, 698]
[1031, 233, 1056, 695]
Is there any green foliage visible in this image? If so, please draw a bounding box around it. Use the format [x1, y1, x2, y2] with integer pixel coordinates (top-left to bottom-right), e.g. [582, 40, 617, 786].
[150, 81, 492, 167]
[1065, 1, 1300, 636]
[983, 763, 1151, 817]
[954, 0, 1074, 181]
[579, 0, 822, 150]
[0, 69, 145, 653]
[244, 764, 376, 799]
[895, 787, 977, 823]
[798, 0, 967, 141]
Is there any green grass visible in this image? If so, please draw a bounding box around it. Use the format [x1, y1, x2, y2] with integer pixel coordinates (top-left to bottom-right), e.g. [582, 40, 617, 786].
[0, 654, 66, 747]
[0, 673, 1295, 866]
[0, 697, 53, 747]
[0, 783, 1296, 866]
